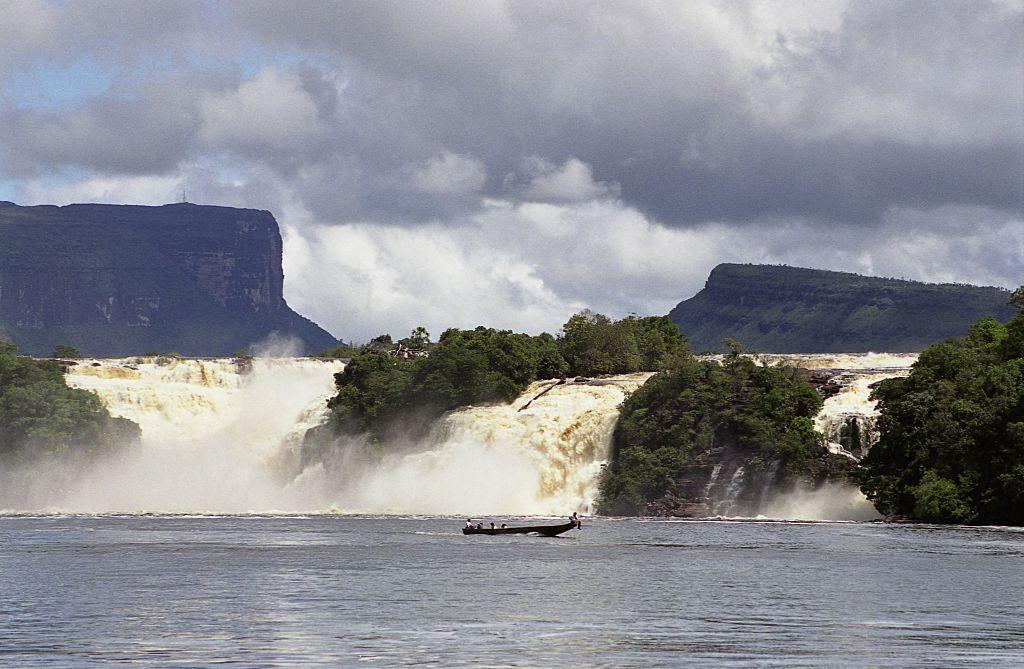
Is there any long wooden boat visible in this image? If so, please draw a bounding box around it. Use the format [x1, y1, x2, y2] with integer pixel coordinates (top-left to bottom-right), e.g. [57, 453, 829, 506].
[462, 520, 579, 537]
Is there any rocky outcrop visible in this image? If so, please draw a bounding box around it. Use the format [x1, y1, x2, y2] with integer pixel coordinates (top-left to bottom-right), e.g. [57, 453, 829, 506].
[670, 263, 1017, 353]
[643, 450, 860, 518]
[0, 202, 337, 356]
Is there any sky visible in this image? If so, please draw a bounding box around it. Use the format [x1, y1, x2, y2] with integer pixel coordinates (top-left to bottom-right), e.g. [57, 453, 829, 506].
[1, 0, 1021, 342]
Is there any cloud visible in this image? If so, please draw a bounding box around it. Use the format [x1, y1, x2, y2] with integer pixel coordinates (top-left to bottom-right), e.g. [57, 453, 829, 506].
[280, 195, 1023, 342]
[0, 1, 1021, 340]
[517, 157, 619, 202]
[410, 151, 487, 195]
[199, 67, 330, 155]
[21, 174, 183, 205]
[1, 78, 204, 175]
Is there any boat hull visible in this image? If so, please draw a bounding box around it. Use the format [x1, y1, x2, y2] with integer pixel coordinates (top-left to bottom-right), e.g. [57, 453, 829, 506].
[462, 521, 579, 537]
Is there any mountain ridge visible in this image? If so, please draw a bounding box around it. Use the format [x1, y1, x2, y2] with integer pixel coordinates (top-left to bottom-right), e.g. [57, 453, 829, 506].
[669, 263, 1017, 353]
[0, 202, 337, 356]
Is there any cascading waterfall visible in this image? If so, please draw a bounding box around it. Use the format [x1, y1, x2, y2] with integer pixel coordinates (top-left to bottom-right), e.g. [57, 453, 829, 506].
[9, 356, 346, 513]
[702, 463, 723, 498]
[813, 369, 913, 460]
[701, 353, 916, 518]
[713, 465, 747, 516]
[300, 375, 653, 515]
[1, 352, 916, 518]
[6, 357, 649, 515]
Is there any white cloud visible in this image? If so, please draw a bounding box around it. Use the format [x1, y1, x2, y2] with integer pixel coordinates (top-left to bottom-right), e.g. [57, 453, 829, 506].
[518, 157, 619, 202]
[20, 174, 182, 205]
[282, 216, 578, 343]
[279, 197, 1022, 342]
[199, 67, 327, 153]
[410, 151, 487, 194]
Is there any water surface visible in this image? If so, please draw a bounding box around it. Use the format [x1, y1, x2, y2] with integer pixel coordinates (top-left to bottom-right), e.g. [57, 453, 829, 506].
[1, 516, 1021, 667]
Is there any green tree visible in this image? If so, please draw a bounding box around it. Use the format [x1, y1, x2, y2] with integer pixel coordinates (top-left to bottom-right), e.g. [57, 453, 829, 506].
[402, 327, 431, 349]
[316, 342, 358, 359]
[51, 344, 81, 359]
[859, 288, 1024, 525]
[598, 352, 826, 515]
[558, 311, 687, 376]
[0, 346, 139, 461]
[319, 326, 567, 445]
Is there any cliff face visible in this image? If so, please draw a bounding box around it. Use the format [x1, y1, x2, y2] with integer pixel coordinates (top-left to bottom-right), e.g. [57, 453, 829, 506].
[669, 263, 1017, 353]
[0, 202, 337, 356]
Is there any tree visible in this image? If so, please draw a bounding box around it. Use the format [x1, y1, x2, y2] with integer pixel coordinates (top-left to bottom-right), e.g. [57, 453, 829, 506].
[859, 290, 1024, 525]
[316, 343, 358, 359]
[557, 311, 687, 376]
[51, 344, 81, 359]
[408, 327, 430, 348]
[0, 346, 139, 460]
[598, 352, 826, 515]
[319, 326, 564, 445]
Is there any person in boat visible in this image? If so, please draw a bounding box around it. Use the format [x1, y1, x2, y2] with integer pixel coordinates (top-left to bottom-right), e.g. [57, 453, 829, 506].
[500, 523, 507, 529]
[490, 522, 496, 529]
[476, 523, 483, 530]
[466, 518, 474, 528]
[571, 512, 579, 527]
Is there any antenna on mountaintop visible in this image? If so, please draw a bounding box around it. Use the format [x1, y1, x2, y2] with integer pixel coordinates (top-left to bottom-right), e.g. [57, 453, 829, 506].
[180, 190, 188, 204]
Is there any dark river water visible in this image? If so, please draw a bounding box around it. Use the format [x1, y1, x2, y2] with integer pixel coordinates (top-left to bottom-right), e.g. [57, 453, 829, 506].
[0, 516, 1021, 667]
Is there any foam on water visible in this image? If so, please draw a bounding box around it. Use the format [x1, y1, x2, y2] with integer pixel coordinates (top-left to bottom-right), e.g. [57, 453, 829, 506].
[319, 375, 652, 516]
[1, 354, 914, 519]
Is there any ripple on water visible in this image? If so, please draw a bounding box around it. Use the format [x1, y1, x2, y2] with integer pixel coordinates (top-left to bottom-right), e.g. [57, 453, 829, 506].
[0, 516, 1021, 668]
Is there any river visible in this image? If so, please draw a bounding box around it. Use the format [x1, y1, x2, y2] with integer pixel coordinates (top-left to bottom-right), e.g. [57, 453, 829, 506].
[1, 515, 1021, 667]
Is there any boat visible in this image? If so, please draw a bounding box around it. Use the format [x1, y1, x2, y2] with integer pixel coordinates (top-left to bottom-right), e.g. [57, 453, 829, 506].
[462, 520, 579, 537]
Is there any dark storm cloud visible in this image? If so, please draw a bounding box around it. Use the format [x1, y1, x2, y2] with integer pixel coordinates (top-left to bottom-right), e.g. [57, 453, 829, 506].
[0, 1, 1020, 338]
[226, 0, 1023, 226]
[0, 79, 205, 175]
[3, 1, 1020, 226]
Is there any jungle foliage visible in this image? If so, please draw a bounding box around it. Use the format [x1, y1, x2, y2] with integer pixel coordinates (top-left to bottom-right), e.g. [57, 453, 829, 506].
[0, 342, 139, 462]
[859, 288, 1024, 525]
[320, 313, 687, 445]
[598, 350, 824, 515]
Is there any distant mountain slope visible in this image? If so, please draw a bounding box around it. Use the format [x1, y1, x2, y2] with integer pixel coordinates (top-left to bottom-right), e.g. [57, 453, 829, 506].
[0, 202, 337, 356]
[669, 264, 1017, 353]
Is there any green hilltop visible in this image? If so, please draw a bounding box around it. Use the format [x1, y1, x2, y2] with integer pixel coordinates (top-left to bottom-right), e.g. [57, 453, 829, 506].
[669, 264, 1017, 353]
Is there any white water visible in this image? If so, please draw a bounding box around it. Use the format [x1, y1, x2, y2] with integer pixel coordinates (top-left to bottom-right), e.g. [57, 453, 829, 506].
[1, 354, 915, 518]
[736, 352, 919, 370]
[5, 357, 649, 515]
[301, 375, 652, 516]
[36, 357, 344, 513]
[813, 364, 915, 460]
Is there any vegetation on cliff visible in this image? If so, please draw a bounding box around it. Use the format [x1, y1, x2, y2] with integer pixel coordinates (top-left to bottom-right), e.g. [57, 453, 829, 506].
[0, 342, 139, 462]
[315, 313, 685, 447]
[669, 263, 1017, 353]
[859, 288, 1024, 525]
[560, 311, 688, 375]
[598, 348, 831, 515]
[324, 326, 553, 442]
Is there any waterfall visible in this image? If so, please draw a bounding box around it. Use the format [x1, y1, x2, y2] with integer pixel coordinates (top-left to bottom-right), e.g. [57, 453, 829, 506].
[1, 352, 915, 517]
[311, 374, 653, 516]
[6, 358, 648, 515]
[64, 357, 344, 460]
[3, 357, 345, 513]
[757, 459, 782, 506]
[702, 463, 723, 499]
[712, 465, 746, 516]
[814, 370, 911, 460]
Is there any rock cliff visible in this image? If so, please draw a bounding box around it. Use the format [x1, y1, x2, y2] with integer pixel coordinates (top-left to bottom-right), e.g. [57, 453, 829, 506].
[669, 263, 1017, 353]
[0, 202, 337, 356]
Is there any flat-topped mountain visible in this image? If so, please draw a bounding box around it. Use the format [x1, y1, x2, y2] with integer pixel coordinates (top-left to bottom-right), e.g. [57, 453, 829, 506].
[669, 264, 1017, 353]
[0, 202, 337, 356]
